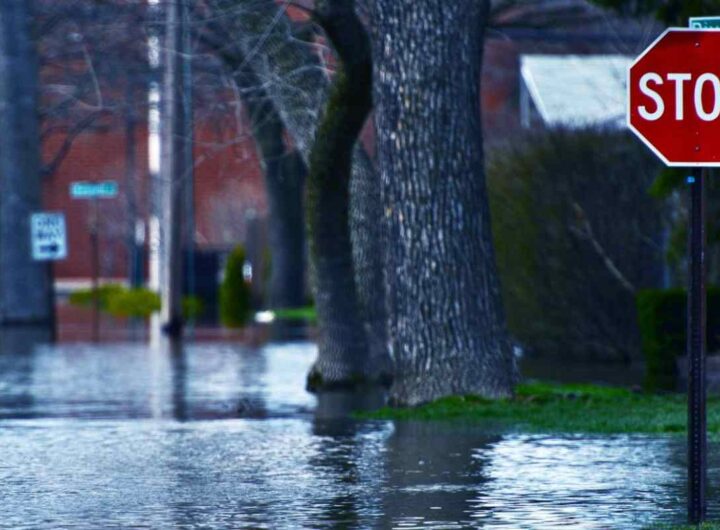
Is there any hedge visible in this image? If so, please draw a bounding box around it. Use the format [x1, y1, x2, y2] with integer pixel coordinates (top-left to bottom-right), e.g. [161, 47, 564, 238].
[105, 288, 161, 318]
[487, 128, 665, 361]
[637, 288, 720, 392]
[69, 286, 201, 320]
[68, 284, 125, 310]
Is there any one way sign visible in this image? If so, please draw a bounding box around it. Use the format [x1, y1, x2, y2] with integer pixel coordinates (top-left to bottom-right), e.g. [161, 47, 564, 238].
[31, 212, 67, 261]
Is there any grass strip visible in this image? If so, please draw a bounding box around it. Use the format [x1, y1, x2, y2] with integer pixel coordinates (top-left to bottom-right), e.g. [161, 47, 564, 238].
[273, 306, 317, 322]
[360, 382, 720, 436]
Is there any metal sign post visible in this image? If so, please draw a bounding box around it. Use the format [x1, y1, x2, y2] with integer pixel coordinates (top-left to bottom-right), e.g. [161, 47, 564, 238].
[685, 19, 719, 524]
[70, 181, 118, 341]
[687, 168, 707, 524]
[90, 198, 100, 342]
[627, 25, 720, 524]
[685, 18, 716, 526]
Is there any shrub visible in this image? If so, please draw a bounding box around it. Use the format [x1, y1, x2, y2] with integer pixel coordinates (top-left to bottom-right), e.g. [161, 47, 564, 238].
[219, 245, 252, 327]
[487, 128, 666, 361]
[70, 285, 205, 320]
[106, 288, 161, 318]
[68, 284, 125, 310]
[637, 288, 720, 392]
[183, 295, 205, 320]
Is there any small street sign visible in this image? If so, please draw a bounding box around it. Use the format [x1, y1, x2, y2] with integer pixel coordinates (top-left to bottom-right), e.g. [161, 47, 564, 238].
[30, 212, 67, 261]
[628, 29, 720, 166]
[70, 181, 118, 199]
[690, 17, 720, 29]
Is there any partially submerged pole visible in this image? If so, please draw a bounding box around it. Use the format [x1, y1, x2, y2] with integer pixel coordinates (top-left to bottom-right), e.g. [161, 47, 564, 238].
[159, 0, 192, 338]
[687, 167, 707, 524]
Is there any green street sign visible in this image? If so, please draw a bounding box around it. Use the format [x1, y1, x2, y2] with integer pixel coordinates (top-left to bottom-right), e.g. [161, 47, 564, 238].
[70, 181, 118, 199]
[689, 17, 720, 29]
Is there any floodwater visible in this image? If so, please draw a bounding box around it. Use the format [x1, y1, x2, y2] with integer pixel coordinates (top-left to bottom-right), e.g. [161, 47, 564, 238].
[0, 328, 713, 529]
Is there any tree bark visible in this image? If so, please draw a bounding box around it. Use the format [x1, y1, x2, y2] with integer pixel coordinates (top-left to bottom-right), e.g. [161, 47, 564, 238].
[0, 0, 51, 325]
[304, 0, 378, 388]
[207, 0, 390, 383]
[350, 145, 390, 382]
[368, 0, 516, 405]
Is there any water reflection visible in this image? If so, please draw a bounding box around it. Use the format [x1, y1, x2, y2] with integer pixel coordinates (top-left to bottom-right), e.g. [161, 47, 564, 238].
[383, 421, 500, 529]
[0, 339, 713, 528]
[310, 388, 388, 528]
[0, 326, 52, 419]
[168, 339, 188, 421]
[471, 435, 687, 529]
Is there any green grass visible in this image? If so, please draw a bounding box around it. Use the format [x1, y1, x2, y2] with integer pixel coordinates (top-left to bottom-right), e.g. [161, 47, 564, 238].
[648, 523, 720, 530]
[273, 306, 317, 322]
[361, 381, 720, 436]
[366, 382, 720, 529]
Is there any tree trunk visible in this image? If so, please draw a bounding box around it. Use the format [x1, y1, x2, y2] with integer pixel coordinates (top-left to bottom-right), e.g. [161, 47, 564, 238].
[208, 0, 390, 383]
[304, 0, 377, 387]
[222, 43, 307, 310]
[350, 149, 390, 381]
[267, 152, 307, 309]
[0, 0, 51, 325]
[202, 24, 308, 310]
[368, 0, 516, 405]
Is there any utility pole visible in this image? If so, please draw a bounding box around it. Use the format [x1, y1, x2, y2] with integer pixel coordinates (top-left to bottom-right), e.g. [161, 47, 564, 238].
[182, 1, 195, 330]
[0, 0, 52, 326]
[147, 0, 161, 340]
[159, 0, 192, 337]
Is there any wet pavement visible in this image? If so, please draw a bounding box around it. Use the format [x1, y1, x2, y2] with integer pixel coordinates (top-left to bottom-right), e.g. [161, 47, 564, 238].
[0, 328, 713, 528]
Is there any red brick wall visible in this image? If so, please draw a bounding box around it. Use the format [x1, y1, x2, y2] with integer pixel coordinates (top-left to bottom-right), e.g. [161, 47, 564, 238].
[42, 114, 267, 281]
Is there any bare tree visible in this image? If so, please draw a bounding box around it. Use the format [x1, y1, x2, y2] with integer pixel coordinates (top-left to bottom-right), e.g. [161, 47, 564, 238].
[201, 0, 390, 386]
[198, 17, 308, 311]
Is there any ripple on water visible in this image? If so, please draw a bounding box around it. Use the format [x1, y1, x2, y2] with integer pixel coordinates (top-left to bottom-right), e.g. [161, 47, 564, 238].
[0, 338, 709, 528]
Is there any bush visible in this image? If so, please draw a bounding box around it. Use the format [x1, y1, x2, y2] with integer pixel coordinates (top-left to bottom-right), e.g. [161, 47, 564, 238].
[106, 288, 161, 318]
[183, 295, 204, 320]
[219, 245, 252, 327]
[68, 284, 125, 310]
[637, 288, 720, 392]
[487, 128, 666, 361]
[69, 285, 206, 320]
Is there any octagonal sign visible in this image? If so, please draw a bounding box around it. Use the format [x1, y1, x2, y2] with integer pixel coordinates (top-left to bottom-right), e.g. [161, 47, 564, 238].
[628, 28, 720, 167]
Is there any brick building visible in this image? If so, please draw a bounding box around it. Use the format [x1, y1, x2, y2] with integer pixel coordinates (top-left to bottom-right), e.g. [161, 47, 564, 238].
[42, 0, 656, 289]
[42, 106, 267, 286]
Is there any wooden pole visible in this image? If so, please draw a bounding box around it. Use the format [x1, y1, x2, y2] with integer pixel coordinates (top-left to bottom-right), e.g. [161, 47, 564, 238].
[159, 0, 191, 338]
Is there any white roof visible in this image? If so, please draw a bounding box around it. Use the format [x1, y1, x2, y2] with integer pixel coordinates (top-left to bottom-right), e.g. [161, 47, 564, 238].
[520, 54, 631, 129]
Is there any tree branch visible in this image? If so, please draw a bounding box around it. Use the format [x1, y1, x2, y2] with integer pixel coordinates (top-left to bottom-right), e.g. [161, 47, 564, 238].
[41, 110, 108, 177]
[569, 201, 636, 294]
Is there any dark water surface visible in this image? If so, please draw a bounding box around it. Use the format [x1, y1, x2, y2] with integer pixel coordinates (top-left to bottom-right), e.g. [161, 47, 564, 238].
[0, 329, 711, 528]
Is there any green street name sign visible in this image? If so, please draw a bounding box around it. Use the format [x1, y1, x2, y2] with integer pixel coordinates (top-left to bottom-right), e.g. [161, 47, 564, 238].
[689, 17, 720, 29]
[70, 181, 118, 199]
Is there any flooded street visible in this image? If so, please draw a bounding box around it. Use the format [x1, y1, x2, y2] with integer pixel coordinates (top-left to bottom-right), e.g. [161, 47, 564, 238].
[0, 331, 712, 529]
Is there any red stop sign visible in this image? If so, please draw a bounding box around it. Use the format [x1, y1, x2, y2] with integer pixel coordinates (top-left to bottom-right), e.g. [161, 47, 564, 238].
[628, 29, 720, 167]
